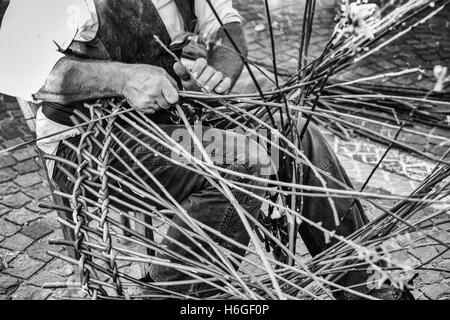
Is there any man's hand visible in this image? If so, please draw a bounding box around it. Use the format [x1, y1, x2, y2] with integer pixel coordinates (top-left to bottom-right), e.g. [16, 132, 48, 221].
[34, 58, 181, 109]
[173, 58, 232, 94]
[122, 65, 179, 114]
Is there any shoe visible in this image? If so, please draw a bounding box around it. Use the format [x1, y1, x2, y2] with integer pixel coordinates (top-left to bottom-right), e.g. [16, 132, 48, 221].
[138, 273, 154, 283]
[138, 273, 221, 298]
[367, 284, 415, 300]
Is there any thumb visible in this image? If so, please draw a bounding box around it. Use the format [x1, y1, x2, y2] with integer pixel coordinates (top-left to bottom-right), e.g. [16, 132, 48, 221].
[161, 77, 179, 105]
[173, 62, 191, 81]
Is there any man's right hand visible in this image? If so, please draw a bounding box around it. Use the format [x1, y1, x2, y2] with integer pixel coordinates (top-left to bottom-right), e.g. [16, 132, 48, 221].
[122, 65, 179, 114]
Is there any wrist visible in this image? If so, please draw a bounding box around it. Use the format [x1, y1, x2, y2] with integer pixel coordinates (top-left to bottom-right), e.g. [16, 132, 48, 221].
[109, 62, 135, 96]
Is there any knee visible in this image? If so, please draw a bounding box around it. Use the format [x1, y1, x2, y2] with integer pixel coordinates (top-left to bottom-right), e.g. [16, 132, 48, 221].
[242, 137, 273, 179]
[225, 130, 273, 179]
[295, 118, 334, 159]
[297, 118, 323, 141]
[225, 157, 268, 199]
[273, 113, 326, 146]
[223, 136, 271, 192]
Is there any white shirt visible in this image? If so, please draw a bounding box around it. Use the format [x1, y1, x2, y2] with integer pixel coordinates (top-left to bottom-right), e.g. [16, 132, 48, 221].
[0, 0, 241, 175]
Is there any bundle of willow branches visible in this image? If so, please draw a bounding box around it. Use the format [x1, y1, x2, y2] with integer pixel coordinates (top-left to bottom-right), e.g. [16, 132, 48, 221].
[2, 0, 447, 300]
[214, 0, 450, 156]
[294, 84, 448, 164]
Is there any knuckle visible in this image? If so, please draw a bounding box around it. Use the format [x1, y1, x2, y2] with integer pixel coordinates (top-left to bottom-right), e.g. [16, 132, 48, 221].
[135, 101, 146, 109]
[154, 77, 162, 86]
[161, 68, 170, 77]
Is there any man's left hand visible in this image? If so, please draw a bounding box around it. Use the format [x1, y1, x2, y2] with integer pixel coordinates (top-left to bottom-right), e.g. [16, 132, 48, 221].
[173, 58, 232, 94]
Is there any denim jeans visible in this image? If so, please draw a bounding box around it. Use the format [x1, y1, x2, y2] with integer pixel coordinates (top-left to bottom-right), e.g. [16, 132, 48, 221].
[52, 119, 369, 296]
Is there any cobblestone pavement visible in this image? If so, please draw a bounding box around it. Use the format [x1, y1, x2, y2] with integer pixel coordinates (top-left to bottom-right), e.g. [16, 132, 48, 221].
[237, 0, 450, 90]
[236, 0, 450, 155]
[1, 0, 449, 300]
[235, 0, 338, 80]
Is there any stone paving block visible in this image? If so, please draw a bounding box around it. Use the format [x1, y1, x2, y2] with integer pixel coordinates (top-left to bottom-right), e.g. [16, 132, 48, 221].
[50, 228, 65, 241]
[440, 249, 450, 260]
[51, 285, 87, 300]
[411, 290, 427, 300]
[40, 212, 63, 230]
[28, 267, 66, 288]
[0, 156, 16, 168]
[21, 221, 53, 240]
[437, 261, 450, 279]
[435, 219, 450, 232]
[5, 207, 40, 225]
[26, 236, 55, 262]
[13, 159, 41, 174]
[0, 248, 19, 268]
[0, 217, 20, 237]
[11, 284, 52, 300]
[44, 259, 75, 278]
[3, 254, 45, 280]
[418, 271, 444, 285]
[0, 204, 9, 217]
[409, 246, 440, 264]
[432, 229, 450, 245]
[0, 168, 16, 183]
[0, 182, 20, 195]
[420, 282, 450, 300]
[0, 233, 34, 252]
[26, 199, 52, 214]
[23, 183, 51, 200]
[0, 275, 20, 295]
[1, 138, 25, 149]
[391, 250, 420, 268]
[0, 192, 31, 209]
[381, 160, 404, 173]
[11, 147, 38, 162]
[13, 172, 43, 189]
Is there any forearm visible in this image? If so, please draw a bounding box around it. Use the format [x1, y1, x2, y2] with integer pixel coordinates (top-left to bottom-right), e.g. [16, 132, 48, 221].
[207, 22, 248, 91]
[34, 57, 129, 104]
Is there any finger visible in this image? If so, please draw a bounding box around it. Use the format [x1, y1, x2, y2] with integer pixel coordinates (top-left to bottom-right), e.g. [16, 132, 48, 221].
[145, 104, 158, 114]
[161, 70, 179, 88]
[173, 62, 190, 81]
[191, 58, 207, 79]
[215, 77, 232, 94]
[197, 66, 216, 90]
[140, 102, 158, 114]
[161, 77, 179, 105]
[365, 17, 377, 25]
[143, 97, 160, 113]
[155, 96, 169, 110]
[204, 71, 224, 92]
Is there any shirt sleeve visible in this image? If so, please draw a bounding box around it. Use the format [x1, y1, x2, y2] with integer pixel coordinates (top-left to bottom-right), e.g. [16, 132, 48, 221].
[195, 0, 242, 43]
[0, 0, 96, 101]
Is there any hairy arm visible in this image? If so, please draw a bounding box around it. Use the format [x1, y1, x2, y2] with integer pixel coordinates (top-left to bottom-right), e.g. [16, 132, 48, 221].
[34, 57, 179, 113]
[34, 57, 126, 103]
